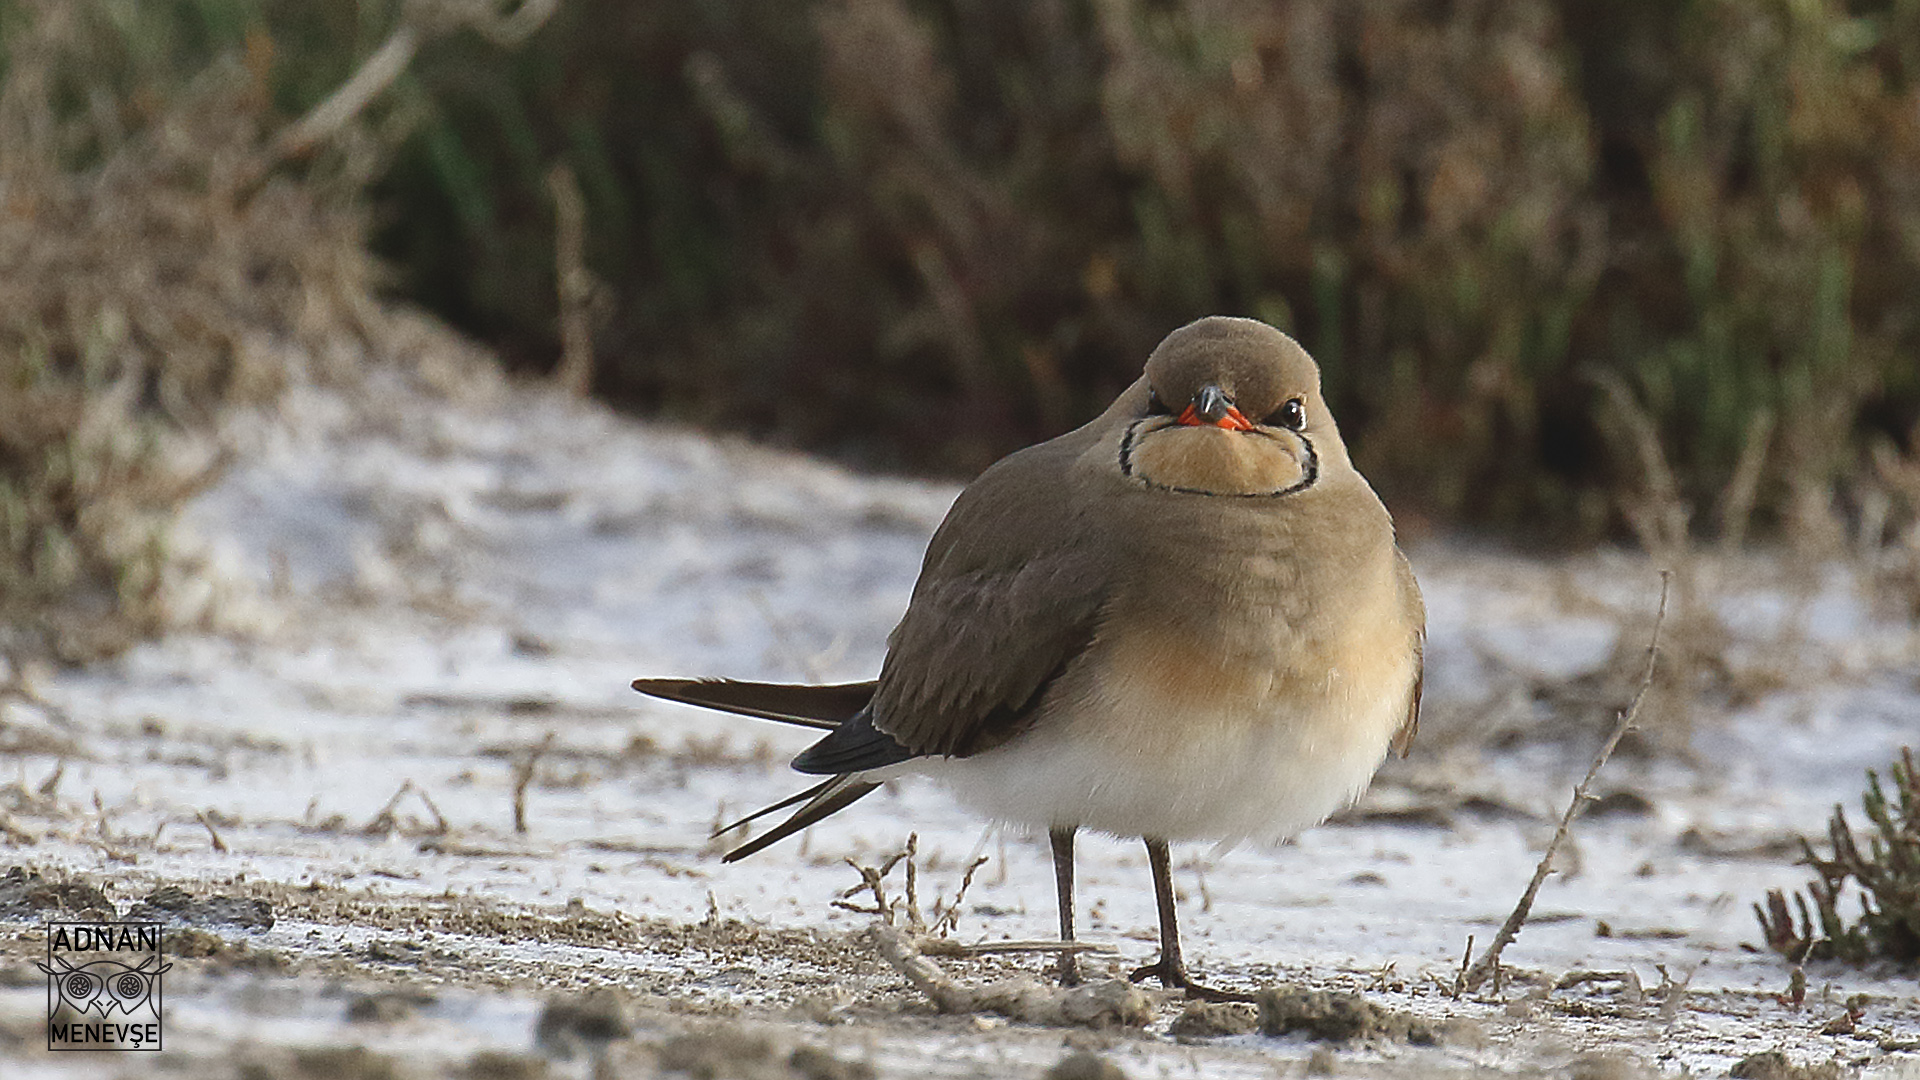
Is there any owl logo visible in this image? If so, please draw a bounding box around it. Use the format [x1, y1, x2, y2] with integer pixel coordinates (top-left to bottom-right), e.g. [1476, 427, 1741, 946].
[39, 954, 170, 1019]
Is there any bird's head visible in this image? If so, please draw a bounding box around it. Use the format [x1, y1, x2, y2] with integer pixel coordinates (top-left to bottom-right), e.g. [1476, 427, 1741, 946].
[1119, 317, 1341, 498]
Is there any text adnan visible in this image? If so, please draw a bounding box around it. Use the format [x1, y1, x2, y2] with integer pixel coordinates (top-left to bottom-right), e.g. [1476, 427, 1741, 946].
[48, 925, 160, 953]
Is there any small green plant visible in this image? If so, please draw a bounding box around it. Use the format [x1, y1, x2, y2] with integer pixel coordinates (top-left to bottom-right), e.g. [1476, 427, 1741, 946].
[1755, 747, 1920, 965]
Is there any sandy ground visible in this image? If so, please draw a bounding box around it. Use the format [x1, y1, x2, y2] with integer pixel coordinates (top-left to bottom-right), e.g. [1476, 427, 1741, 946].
[1, 358, 1917, 1078]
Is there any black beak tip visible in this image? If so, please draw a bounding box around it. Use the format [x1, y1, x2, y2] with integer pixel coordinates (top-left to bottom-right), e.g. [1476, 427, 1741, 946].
[1193, 384, 1232, 422]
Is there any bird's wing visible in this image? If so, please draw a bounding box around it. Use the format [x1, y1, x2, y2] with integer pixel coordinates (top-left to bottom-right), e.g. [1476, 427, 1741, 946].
[1390, 640, 1423, 758]
[1389, 550, 1425, 758]
[631, 678, 875, 730]
[868, 438, 1114, 758]
[789, 707, 915, 774]
[639, 432, 1114, 860]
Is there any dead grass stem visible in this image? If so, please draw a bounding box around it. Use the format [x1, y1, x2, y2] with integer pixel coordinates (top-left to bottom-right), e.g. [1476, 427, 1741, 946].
[1864, 430, 1920, 621]
[1597, 376, 1706, 754]
[365, 779, 450, 838]
[512, 733, 555, 835]
[837, 835, 1114, 968]
[867, 924, 1148, 1027]
[196, 810, 229, 854]
[547, 163, 595, 397]
[1462, 571, 1670, 991]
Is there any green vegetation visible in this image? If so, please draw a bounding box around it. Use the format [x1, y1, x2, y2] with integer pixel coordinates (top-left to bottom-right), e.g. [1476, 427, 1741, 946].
[7, 0, 1920, 656]
[1757, 747, 1920, 965]
[361, 0, 1920, 541]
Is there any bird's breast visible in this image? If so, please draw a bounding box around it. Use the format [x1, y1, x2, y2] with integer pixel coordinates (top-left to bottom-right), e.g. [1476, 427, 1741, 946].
[1080, 590, 1408, 757]
[933, 544, 1418, 845]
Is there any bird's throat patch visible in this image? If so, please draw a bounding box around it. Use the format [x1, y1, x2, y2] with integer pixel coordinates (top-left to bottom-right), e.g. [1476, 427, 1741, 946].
[1119, 421, 1319, 498]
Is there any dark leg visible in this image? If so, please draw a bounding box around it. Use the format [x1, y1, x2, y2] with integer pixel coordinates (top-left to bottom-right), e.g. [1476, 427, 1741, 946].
[1129, 837, 1256, 1002]
[1049, 826, 1080, 985]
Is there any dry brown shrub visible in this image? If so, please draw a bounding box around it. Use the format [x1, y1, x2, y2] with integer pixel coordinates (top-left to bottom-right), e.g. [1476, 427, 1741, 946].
[1858, 427, 1920, 623]
[0, 2, 387, 659]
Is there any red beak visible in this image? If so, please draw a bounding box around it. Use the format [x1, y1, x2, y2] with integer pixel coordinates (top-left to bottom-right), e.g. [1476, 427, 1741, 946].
[1176, 403, 1255, 431]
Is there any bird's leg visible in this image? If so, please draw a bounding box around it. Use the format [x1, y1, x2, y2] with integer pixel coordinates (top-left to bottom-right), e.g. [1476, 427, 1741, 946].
[1049, 826, 1080, 986]
[1129, 836, 1257, 1002]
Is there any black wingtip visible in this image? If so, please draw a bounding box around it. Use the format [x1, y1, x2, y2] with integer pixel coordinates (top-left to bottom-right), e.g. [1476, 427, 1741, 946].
[789, 709, 916, 775]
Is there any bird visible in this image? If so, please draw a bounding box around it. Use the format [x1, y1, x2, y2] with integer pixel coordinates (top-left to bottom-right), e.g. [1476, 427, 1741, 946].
[634, 315, 1424, 1001]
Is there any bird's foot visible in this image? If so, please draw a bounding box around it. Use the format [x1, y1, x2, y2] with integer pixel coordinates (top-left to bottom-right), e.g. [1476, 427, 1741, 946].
[1128, 957, 1258, 1003]
[1054, 953, 1082, 987]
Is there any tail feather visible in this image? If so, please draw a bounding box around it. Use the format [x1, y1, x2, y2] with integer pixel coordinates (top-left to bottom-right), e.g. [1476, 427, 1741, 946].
[632, 675, 885, 860]
[711, 776, 838, 837]
[721, 776, 881, 862]
[631, 677, 874, 731]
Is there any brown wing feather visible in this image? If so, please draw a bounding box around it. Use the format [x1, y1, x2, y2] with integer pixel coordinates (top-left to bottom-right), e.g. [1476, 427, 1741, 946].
[1388, 550, 1425, 758]
[870, 435, 1113, 758]
[1391, 643, 1423, 758]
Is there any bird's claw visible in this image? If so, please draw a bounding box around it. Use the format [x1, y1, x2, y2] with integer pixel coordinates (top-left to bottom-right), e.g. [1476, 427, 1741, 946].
[1054, 955, 1082, 987]
[1129, 958, 1258, 1003]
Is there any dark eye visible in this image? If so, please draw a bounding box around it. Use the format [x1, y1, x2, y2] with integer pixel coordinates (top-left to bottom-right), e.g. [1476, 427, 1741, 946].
[1273, 398, 1306, 431]
[1145, 389, 1173, 416]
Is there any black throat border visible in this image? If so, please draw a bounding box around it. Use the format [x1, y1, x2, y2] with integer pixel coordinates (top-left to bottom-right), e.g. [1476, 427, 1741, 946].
[1117, 419, 1321, 499]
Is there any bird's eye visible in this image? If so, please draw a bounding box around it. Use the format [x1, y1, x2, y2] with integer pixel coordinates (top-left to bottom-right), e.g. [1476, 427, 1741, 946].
[1273, 398, 1306, 431]
[1145, 389, 1173, 416]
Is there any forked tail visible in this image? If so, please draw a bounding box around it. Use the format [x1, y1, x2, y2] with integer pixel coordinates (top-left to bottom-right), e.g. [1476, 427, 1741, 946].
[632, 676, 884, 860]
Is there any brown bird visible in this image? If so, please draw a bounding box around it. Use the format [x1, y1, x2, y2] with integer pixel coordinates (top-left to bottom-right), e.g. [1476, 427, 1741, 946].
[635, 316, 1424, 1001]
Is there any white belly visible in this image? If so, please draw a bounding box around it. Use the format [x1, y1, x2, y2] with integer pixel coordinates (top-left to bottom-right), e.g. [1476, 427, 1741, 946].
[918, 644, 1415, 848]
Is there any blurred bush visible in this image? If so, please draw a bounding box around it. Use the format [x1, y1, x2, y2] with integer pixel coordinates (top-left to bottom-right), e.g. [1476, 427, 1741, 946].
[0, 0, 390, 658]
[9, 0, 1920, 556]
[354, 0, 1920, 544]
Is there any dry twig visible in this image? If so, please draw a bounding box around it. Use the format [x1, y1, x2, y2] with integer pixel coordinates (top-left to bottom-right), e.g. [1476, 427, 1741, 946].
[867, 924, 1148, 1027]
[196, 810, 228, 854]
[547, 163, 595, 396]
[261, 24, 421, 171]
[833, 843, 914, 919]
[365, 779, 450, 837]
[1717, 409, 1774, 553]
[842, 835, 1122, 1026]
[35, 761, 62, 799]
[929, 854, 990, 936]
[0, 813, 37, 846]
[919, 939, 1117, 958]
[1461, 571, 1671, 991]
[1448, 934, 1474, 999]
[246, 0, 560, 190]
[1655, 962, 1696, 1021]
[512, 732, 554, 835]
